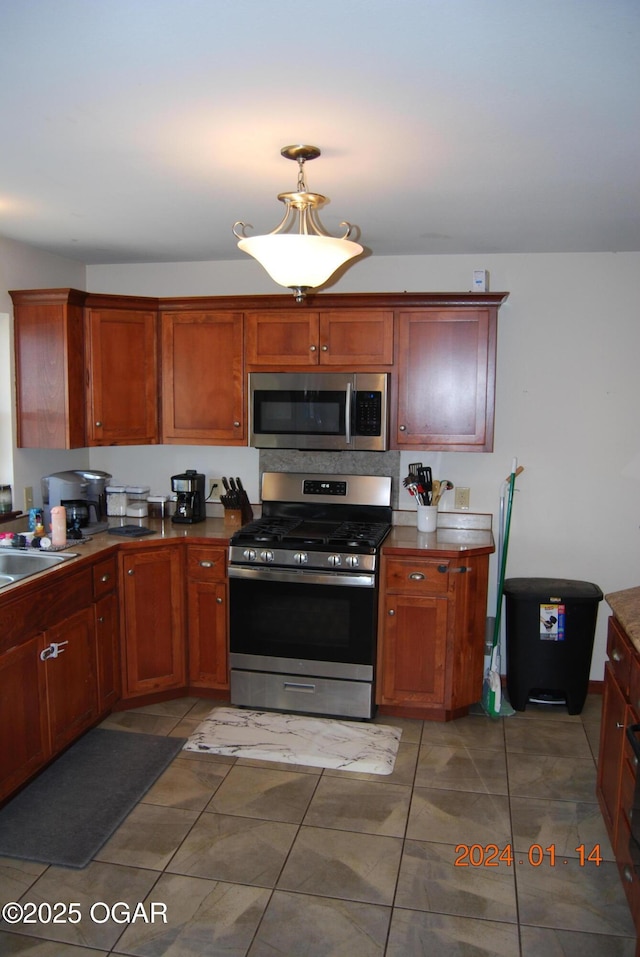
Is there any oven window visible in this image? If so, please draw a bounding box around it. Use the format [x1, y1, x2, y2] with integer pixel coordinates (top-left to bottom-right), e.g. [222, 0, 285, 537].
[229, 576, 376, 665]
[253, 390, 345, 436]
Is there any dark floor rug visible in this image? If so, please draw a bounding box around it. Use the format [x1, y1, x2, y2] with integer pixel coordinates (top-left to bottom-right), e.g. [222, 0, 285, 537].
[0, 728, 185, 868]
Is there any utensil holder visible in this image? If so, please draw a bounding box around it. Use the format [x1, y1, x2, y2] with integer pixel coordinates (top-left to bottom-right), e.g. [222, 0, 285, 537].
[417, 505, 438, 533]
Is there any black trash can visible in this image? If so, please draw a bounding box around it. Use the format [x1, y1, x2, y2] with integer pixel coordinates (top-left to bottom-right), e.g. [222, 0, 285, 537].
[503, 578, 603, 714]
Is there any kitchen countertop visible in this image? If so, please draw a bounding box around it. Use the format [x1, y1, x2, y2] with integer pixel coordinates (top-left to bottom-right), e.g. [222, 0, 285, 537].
[606, 586, 640, 652]
[0, 513, 495, 598]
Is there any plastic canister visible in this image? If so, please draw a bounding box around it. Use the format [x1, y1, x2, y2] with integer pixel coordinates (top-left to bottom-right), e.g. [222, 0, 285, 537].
[106, 486, 128, 516]
[147, 495, 168, 519]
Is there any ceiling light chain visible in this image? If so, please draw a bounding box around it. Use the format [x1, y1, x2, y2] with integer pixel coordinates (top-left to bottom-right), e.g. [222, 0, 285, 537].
[233, 144, 363, 302]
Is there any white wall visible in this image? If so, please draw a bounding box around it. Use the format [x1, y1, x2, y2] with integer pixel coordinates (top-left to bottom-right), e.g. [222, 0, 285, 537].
[87, 251, 640, 680]
[2, 238, 638, 682]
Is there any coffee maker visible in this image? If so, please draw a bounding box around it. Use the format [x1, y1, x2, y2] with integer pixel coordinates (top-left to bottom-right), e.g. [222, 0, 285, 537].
[171, 470, 206, 524]
[41, 469, 112, 536]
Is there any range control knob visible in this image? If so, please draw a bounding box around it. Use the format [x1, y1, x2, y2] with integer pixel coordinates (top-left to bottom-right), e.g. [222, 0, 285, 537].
[242, 548, 257, 562]
[345, 555, 360, 568]
[327, 554, 342, 567]
[260, 549, 275, 563]
[293, 552, 308, 564]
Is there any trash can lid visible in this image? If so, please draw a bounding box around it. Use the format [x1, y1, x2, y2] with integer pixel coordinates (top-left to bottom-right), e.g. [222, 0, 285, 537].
[503, 578, 603, 601]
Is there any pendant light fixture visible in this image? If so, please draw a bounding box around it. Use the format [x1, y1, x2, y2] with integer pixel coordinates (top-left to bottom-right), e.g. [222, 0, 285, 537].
[233, 145, 363, 302]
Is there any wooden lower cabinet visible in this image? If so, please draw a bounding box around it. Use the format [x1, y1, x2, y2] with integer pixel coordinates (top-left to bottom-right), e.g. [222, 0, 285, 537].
[186, 545, 229, 691]
[377, 551, 489, 720]
[597, 616, 640, 940]
[120, 545, 186, 697]
[0, 635, 50, 801]
[45, 606, 98, 754]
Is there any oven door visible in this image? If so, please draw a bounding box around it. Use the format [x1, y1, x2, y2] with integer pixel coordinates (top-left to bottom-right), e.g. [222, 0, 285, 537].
[228, 565, 377, 681]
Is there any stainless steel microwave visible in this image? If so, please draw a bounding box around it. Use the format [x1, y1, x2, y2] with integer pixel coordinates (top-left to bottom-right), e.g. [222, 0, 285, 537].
[249, 372, 389, 451]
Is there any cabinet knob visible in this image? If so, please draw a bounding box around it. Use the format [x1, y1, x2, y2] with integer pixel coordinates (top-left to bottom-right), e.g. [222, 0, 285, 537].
[97, 616, 105, 623]
[233, 421, 240, 428]
[321, 345, 328, 351]
[101, 573, 110, 582]
[95, 421, 102, 428]
[409, 572, 425, 581]
[388, 609, 395, 616]
[216, 597, 223, 604]
[616, 721, 625, 729]
[127, 568, 135, 576]
[310, 344, 317, 352]
[437, 565, 448, 573]
[399, 425, 407, 431]
[624, 865, 634, 884]
[199, 561, 213, 568]
[611, 648, 624, 662]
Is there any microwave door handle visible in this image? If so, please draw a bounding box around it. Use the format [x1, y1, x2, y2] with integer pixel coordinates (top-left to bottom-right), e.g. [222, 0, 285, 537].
[345, 382, 353, 444]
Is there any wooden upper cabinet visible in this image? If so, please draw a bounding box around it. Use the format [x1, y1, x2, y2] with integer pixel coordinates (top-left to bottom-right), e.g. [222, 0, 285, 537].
[85, 304, 159, 445]
[161, 310, 245, 444]
[10, 289, 86, 448]
[246, 309, 394, 368]
[395, 308, 497, 451]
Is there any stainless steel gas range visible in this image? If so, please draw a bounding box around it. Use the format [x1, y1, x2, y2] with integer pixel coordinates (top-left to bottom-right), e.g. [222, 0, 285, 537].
[227, 472, 392, 719]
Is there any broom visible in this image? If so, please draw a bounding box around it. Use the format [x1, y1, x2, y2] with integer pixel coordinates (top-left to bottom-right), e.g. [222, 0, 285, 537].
[482, 459, 523, 718]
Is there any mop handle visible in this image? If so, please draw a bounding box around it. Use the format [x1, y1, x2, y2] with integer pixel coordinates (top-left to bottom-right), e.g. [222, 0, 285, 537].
[492, 460, 521, 648]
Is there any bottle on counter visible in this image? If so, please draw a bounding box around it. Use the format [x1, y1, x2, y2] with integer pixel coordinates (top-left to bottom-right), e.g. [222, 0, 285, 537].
[50, 506, 67, 547]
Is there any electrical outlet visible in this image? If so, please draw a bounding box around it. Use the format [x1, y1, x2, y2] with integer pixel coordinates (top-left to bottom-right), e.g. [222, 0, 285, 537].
[208, 478, 223, 502]
[24, 486, 34, 511]
[455, 487, 470, 510]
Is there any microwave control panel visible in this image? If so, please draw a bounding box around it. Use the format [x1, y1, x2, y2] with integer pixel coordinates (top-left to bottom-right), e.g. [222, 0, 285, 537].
[354, 391, 382, 436]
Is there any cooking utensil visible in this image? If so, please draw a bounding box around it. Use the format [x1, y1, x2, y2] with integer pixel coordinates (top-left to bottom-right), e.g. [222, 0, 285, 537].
[432, 480, 453, 507]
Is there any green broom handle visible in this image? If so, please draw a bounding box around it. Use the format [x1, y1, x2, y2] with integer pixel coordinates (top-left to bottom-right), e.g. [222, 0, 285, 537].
[491, 460, 518, 650]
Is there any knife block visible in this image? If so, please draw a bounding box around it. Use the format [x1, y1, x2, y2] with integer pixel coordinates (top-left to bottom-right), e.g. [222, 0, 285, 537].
[223, 508, 243, 527]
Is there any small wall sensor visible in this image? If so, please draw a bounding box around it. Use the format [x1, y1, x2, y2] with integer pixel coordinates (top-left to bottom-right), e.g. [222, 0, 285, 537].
[473, 270, 489, 292]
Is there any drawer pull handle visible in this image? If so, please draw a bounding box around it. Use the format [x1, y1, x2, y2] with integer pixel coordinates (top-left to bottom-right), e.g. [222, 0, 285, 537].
[409, 572, 425, 581]
[199, 561, 214, 568]
[284, 681, 315, 694]
[101, 573, 110, 582]
[612, 648, 624, 662]
[451, 566, 472, 574]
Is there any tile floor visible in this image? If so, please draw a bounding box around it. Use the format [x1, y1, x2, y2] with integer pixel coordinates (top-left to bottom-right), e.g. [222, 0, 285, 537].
[0, 694, 637, 956]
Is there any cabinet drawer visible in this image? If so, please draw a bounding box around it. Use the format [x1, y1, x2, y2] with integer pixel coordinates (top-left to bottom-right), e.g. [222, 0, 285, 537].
[92, 555, 118, 600]
[608, 616, 633, 696]
[187, 546, 226, 582]
[384, 558, 450, 595]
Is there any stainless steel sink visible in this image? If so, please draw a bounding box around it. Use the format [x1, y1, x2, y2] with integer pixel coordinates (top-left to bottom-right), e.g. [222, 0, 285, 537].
[0, 549, 79, 587]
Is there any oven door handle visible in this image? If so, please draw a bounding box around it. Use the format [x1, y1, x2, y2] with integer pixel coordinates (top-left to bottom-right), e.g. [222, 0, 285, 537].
[228, 564, 376, 588]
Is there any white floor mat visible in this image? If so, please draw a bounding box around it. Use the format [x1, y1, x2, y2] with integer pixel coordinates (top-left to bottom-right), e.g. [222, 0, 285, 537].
[183, 707, 401, 775]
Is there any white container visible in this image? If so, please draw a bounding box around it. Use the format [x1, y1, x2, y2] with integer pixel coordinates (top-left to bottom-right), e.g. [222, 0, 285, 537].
[147, 495, 168, 519]
[126, 485, 150, 502]
[126, 501, 148, 518]
[417, 505, 439, 533]
[50, 505, 67, 546]
[106, 486, 128, 516]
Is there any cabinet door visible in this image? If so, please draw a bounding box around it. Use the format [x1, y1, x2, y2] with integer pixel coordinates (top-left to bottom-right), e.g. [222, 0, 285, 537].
[120, 546, 186, 696]
[396, 309, 495, 450]
[0, 635, 50, 801]
[95, 592, 121, 713]
[318, 311, 394, 365]
[597, 664, 628, 841]
[11, 292, 86, 448]
[161, 311, 245, 444]
[378, 593, 448, 708]
[246, 311, 320, 366]
[86, 307, 159, 445]
[45, 606, 98, 754]
[186, 546, 228, 689]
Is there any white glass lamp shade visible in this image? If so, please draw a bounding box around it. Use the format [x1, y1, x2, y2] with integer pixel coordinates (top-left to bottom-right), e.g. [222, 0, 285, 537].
[237, 233, 363, 290]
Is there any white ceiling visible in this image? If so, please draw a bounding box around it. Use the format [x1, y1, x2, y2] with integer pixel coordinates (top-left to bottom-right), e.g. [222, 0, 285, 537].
[1, 0, 639, 266]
